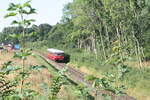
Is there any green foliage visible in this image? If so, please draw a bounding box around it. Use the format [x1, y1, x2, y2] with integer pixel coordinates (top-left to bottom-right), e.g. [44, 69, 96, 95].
[14, 49, 32, 59]
[0, 62, 17, 99]
[74, 84, 93, 100]
[29, 65, 46, 71]
[85, 72, 126, 100]
[49, 68, 68, 100]
[1, 0, 150, 99]
[4, 12, 17, 18]
[1, 61, 21, 75]
[2, 0, 48, 99]
[0, 60, 46, 99]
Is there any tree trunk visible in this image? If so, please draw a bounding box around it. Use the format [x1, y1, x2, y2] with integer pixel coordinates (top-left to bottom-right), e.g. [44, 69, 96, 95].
[91, 34, 98, 59]
[99, 29, 107, 60]
[116, 26, 123, 63]
[132, 28, 143, 69]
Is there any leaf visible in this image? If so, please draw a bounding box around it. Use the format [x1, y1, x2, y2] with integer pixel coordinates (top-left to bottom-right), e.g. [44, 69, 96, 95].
[9, 34, 21, 38]
[29, 65, 46, 71]
[23, 0, 32, 8]
[85, 75, 97, 81]
[7, 3, 17, 11]
[11, 20, 19, 25]
[14, 51, 32, 59]
[29, 8, 37, 14]
[19, 71, 30, 79]
[4, 12, 17, 18]
[4, 66, 21, 75]
[28, 32, 37, 37]
[141, 7, 149, 16]
[23, 89, 38, 98]
[145, 0, 150, 7]
[1, 62, 21, 75]
[22, 8, 37, 15]
[58, 67, 68, 75]
[2, 61, 12, 68]
[22, 9, 29, 14]
[24, 19, 36, 26]
[92, 79, 101, 88]
[102, 94, 112, 100]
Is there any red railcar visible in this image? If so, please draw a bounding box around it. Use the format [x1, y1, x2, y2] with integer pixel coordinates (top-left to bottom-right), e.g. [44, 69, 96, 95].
[47, 48, 65, 61]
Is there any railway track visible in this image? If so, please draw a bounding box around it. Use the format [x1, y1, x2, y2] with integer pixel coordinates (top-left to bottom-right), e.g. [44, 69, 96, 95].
[36, 51, 136, 100]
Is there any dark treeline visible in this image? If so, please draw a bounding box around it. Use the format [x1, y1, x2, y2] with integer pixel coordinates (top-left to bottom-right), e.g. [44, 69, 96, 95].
[0, 0, 150, 62]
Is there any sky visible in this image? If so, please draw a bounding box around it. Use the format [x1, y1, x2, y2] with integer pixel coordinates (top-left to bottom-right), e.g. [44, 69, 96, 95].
[0, 0, 73, 31]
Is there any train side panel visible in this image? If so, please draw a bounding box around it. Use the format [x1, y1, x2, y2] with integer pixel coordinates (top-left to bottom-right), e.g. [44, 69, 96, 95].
[47, 53, 64, 61]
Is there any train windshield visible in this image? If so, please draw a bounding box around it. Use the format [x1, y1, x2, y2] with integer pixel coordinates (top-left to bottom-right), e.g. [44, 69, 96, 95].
[55, 53, 64, 56]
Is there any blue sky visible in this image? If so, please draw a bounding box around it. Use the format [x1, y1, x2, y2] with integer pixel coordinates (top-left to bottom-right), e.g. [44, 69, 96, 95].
[0, 0, 72, 31]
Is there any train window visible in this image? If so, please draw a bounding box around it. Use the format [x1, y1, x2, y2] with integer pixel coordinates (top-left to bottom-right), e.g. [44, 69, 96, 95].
[56, 53, 64, 56]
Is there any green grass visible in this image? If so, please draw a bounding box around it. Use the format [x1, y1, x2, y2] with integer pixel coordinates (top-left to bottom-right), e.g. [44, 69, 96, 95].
[68, 50, 150, 99]
[50, 46, 150, 99]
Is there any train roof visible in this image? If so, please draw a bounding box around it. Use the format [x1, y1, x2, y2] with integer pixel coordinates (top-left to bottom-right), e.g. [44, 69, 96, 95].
[47, 48, 64, 54]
